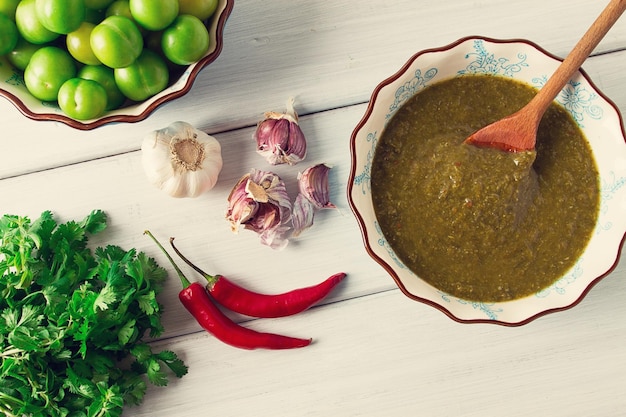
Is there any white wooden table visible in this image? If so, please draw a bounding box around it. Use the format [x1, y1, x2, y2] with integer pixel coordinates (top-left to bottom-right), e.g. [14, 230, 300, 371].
[2, 1, 625, 416]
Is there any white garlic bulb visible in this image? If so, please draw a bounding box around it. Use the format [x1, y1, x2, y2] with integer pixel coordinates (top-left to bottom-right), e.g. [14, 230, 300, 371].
[141, 121, 223, 198]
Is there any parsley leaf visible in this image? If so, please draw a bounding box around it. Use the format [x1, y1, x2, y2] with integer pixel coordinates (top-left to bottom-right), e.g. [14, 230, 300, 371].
[0, 210, 187, 417]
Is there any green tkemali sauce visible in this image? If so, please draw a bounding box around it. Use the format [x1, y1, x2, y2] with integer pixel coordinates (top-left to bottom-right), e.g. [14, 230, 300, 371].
[371, 75, 600, 302]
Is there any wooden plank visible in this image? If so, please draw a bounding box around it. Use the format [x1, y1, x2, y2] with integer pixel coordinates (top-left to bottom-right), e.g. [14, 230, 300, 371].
[2, 96, 624, 339]
[2, 79, 625, 336]
[2, 0, 626, 179]
[0, 103, 398, 340]
[1, 1, 625, 415]
[129, 270, 626, 417]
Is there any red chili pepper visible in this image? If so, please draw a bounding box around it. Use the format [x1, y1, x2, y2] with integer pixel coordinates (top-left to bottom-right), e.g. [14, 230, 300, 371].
[145, 231, 312, 350]
[179, 283, 311, 350]
[169, 237, 346, 318]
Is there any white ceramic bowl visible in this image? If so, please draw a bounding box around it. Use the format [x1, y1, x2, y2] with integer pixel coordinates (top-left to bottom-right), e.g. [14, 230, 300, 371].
[348, 36, 626, 325]
[0, 0, 234, 130]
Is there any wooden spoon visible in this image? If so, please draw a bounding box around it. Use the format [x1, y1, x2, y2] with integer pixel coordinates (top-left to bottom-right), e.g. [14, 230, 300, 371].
[464, 0, 626, 152]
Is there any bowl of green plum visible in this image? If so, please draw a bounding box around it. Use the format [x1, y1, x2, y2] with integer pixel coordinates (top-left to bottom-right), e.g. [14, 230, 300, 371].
[0, 0, 234, 130]
[348, 36, 626, 325]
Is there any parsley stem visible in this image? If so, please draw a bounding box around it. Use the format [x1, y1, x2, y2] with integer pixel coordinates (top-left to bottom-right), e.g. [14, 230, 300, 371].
[0, 347, 24, 358]
[144, 230, 191, 288]
[0, 392, 24, 417]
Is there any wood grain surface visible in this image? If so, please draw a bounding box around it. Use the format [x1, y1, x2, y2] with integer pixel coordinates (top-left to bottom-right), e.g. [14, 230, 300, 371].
[2, 0, 625, 416]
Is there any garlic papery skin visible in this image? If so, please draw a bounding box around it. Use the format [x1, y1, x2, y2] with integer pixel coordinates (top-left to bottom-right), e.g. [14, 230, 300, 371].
[292, 193, 315, 237]
[298, 163, 336, 210]
[226, 169, 292, 249]
[141, 121, 223, 198]
[225, 174, 258, 230]
[254, 98, 307, 165]
[244, 201, 291, 249]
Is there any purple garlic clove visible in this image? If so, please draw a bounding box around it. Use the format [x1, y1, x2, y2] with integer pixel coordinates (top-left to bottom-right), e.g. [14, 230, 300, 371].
[225, 174, 258, 232]
[226, 169, 292, 249]
[298, 163, 336, 210]
[254, 98, 307, 165]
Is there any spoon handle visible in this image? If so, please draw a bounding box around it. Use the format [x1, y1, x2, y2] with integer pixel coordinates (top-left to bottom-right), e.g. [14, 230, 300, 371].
[527, 0, 626, 118]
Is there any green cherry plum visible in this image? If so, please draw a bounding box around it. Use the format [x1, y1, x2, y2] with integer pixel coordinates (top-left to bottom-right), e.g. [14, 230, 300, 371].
[106, 0, 132, 19]
[129, 0, 178, 31]
[90, 15, 143, 68]
[15, 0, 59, 44]
[178, 0, 219, 21]
[24, 46, 76, 101]
[35, 0, 86, 35]
[161, 14, 209, 65]
[114, 49, 168, 101]
[0, 0, 20, 20]
[67, 22, 101, 65]
[105, 0, 147, 35]
[0, 12, 18, 55]
[7, 36, 43, 70]
[78, 65, 125, 110]
[58, 78, 108, 120]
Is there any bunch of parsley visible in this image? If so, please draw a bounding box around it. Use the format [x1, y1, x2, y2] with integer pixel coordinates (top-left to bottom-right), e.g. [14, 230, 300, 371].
[0, 210, 187, 417]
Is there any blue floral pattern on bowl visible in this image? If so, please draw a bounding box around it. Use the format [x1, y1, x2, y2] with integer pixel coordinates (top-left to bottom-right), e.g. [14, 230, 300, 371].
[3, 65, 24, 88]
[459, 39, 529, 76]
[533, 77, 603, 127]
[386, 68, 438, 119]
[353, 131, 378, 195]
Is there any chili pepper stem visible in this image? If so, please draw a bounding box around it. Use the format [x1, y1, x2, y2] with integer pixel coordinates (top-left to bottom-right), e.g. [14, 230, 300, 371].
[170, 237, 219, 287]
[144, 230, 192, 289]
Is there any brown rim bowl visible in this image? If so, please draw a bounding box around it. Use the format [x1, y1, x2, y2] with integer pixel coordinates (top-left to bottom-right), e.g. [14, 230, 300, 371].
[0, 0, 234, 130]
[348, 36, 626, 325]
